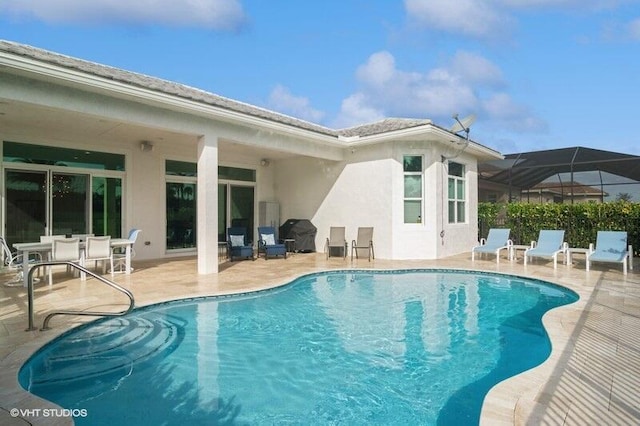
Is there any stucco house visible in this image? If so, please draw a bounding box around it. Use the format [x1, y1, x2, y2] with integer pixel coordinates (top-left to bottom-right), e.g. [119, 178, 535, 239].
[0, 40, 502, 274]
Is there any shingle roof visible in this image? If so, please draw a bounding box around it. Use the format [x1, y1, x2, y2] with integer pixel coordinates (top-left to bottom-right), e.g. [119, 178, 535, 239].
[338, 118, 432, 137]
[0, 40, 437, 140]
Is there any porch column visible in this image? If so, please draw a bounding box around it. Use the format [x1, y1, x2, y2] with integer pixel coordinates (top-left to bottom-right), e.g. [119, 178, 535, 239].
[197, 133, 219, 274]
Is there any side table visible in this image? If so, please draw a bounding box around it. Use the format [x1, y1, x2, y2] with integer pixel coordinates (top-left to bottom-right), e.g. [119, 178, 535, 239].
[284, 238, 296, 254]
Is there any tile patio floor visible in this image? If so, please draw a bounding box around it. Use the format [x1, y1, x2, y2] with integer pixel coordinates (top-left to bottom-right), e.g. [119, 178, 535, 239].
[1, 251, 639, 425]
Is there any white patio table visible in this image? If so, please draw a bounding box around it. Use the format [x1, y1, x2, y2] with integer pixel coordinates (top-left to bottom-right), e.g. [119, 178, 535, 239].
[13, 238, 134, 288]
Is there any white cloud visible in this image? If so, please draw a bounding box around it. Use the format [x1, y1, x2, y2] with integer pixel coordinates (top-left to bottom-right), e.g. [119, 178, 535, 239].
[628, 18, 640, 40]
[334, 93, 385, 129]
[0, 0, 246, 30]
[335, 50, 545, 133]
[267, 85, 325, 124]
[482, 93, 548, 132]
[499, 0, 633, 9]
[404, 0, 513, 39]
[349, 51, 479, 119]
[404, 0, 636, 38]
[450, 51, 505, 87]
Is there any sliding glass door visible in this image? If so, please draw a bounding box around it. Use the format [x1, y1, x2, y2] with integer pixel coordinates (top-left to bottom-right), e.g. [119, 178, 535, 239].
[92, 176, 122, 238]
[166, 182, 196, 250]
[4, 169, 122, 247]
[218, 184, 255, 243]
[4, 170, 47, 247]
[3, 142, 125, 246]
[51, 172, 89, 236]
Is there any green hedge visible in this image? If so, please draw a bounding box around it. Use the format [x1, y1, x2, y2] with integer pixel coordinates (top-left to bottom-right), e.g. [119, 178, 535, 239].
[478, 201, 640, 255]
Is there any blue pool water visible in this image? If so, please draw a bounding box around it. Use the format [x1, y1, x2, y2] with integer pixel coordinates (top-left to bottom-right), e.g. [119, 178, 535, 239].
[19, 269, 578, 425]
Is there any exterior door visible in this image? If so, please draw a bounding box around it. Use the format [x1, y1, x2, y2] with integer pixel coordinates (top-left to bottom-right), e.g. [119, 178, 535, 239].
[4, 169, 47, 247]
[51, 172, 89, 236]
[218, 183, 254, 242]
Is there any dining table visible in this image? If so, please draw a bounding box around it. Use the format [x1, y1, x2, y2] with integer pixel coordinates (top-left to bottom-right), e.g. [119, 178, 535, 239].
[13, 238, 134, 288]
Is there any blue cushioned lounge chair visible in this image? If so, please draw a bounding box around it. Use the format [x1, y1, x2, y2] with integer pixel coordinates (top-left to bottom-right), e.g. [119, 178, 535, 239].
[257, 226, 287, 260]
[227, 227, 254, 261]
[587, 231, 633, 275]
[524, 230, 567, 269]
[471, 228, 512, 264]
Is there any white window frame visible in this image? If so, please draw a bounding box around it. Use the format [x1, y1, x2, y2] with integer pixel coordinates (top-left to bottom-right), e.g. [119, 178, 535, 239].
[403, 155, 423, 224]
[448, 161, 466, 224]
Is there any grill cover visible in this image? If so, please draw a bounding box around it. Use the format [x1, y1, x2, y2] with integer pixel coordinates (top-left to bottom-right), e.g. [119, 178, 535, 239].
[279, 219, 317, 252]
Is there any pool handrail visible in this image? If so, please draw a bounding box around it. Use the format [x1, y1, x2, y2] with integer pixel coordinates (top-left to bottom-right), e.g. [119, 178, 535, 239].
[26, 261, 135, 331]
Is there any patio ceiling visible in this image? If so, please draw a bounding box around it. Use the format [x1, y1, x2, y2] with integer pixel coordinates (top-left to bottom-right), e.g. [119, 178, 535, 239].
[0, 99, 301, 162]
[479, 146, 640, 189]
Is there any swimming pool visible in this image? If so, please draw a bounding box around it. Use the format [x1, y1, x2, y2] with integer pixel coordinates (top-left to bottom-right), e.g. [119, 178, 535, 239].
[19, 269, 578, 425]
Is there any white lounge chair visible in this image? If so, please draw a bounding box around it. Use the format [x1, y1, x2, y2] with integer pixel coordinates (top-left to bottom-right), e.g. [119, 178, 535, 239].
[472, 228, 512, 264]
[587, 231, 633, 275]
[524, 230, 567, 269]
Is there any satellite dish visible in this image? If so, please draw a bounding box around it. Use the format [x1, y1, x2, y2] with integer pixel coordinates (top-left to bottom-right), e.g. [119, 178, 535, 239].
[450, 113, 476, 134]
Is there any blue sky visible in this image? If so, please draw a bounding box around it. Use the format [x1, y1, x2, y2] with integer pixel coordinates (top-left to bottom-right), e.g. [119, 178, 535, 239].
[1, 0, 640, 156]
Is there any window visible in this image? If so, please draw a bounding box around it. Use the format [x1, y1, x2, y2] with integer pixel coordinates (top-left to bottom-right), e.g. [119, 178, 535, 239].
[403, 155, 423, 223]
[166, 161, 197, 250]
[166, 160, 197, 177]
[448, 162, 466, 223]
[4, 141, 125, 170]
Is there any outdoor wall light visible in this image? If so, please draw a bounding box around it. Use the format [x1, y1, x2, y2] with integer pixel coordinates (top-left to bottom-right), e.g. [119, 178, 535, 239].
[260, 159, 270, 167]
[140, 141, 154, 152]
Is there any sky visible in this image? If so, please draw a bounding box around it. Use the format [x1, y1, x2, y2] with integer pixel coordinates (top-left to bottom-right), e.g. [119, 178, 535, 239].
[1, 0, 640, 156]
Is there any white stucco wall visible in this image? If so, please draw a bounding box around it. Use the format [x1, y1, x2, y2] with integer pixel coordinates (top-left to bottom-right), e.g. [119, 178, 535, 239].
[274, 140, 479, 260]
[275, 144, 393, 258]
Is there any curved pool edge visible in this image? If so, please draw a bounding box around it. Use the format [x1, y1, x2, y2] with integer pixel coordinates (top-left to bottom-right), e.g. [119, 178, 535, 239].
[479, 274, 591, 426]
[0, 258, 611, 426]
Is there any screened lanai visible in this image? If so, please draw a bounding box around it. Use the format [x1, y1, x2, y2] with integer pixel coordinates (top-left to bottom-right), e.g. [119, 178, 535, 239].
[478, 147, 640, 204]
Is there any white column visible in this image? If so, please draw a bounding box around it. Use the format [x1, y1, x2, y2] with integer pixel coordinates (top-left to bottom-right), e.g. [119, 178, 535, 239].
[197, 133, 219, 274]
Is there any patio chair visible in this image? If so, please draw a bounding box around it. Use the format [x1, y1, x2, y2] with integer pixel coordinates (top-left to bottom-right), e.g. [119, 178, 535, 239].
[351, 227, 375, 262]
[257, 226, 287, 260]
[471, 228, 512, 264]
[1, 236, 42, 287]
[587, 231, 633, 275]
[83, 236, 114, 275]
[325, 226, 347, 259]
[227, 227, 254, 261]
[49, 238, 82, 285]
[40, 235, 69, 282]
[524, 230, 567, 269]
[113, 229, 141, 273]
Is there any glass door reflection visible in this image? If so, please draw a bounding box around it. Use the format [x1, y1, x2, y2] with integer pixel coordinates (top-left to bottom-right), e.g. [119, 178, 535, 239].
[4, 169, 47, 247]
[51, 172, 89, 236]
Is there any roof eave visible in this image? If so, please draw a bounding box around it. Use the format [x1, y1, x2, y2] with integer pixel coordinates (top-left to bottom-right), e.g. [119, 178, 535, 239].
[0, 50, 344, 147]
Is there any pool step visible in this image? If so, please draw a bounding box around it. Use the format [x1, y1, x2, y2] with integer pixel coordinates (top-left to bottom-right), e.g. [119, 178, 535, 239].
[20, 313, 186, 388]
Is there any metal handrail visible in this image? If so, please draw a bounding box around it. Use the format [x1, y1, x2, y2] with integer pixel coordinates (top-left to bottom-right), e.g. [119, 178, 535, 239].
[26, 261, 135, 331]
